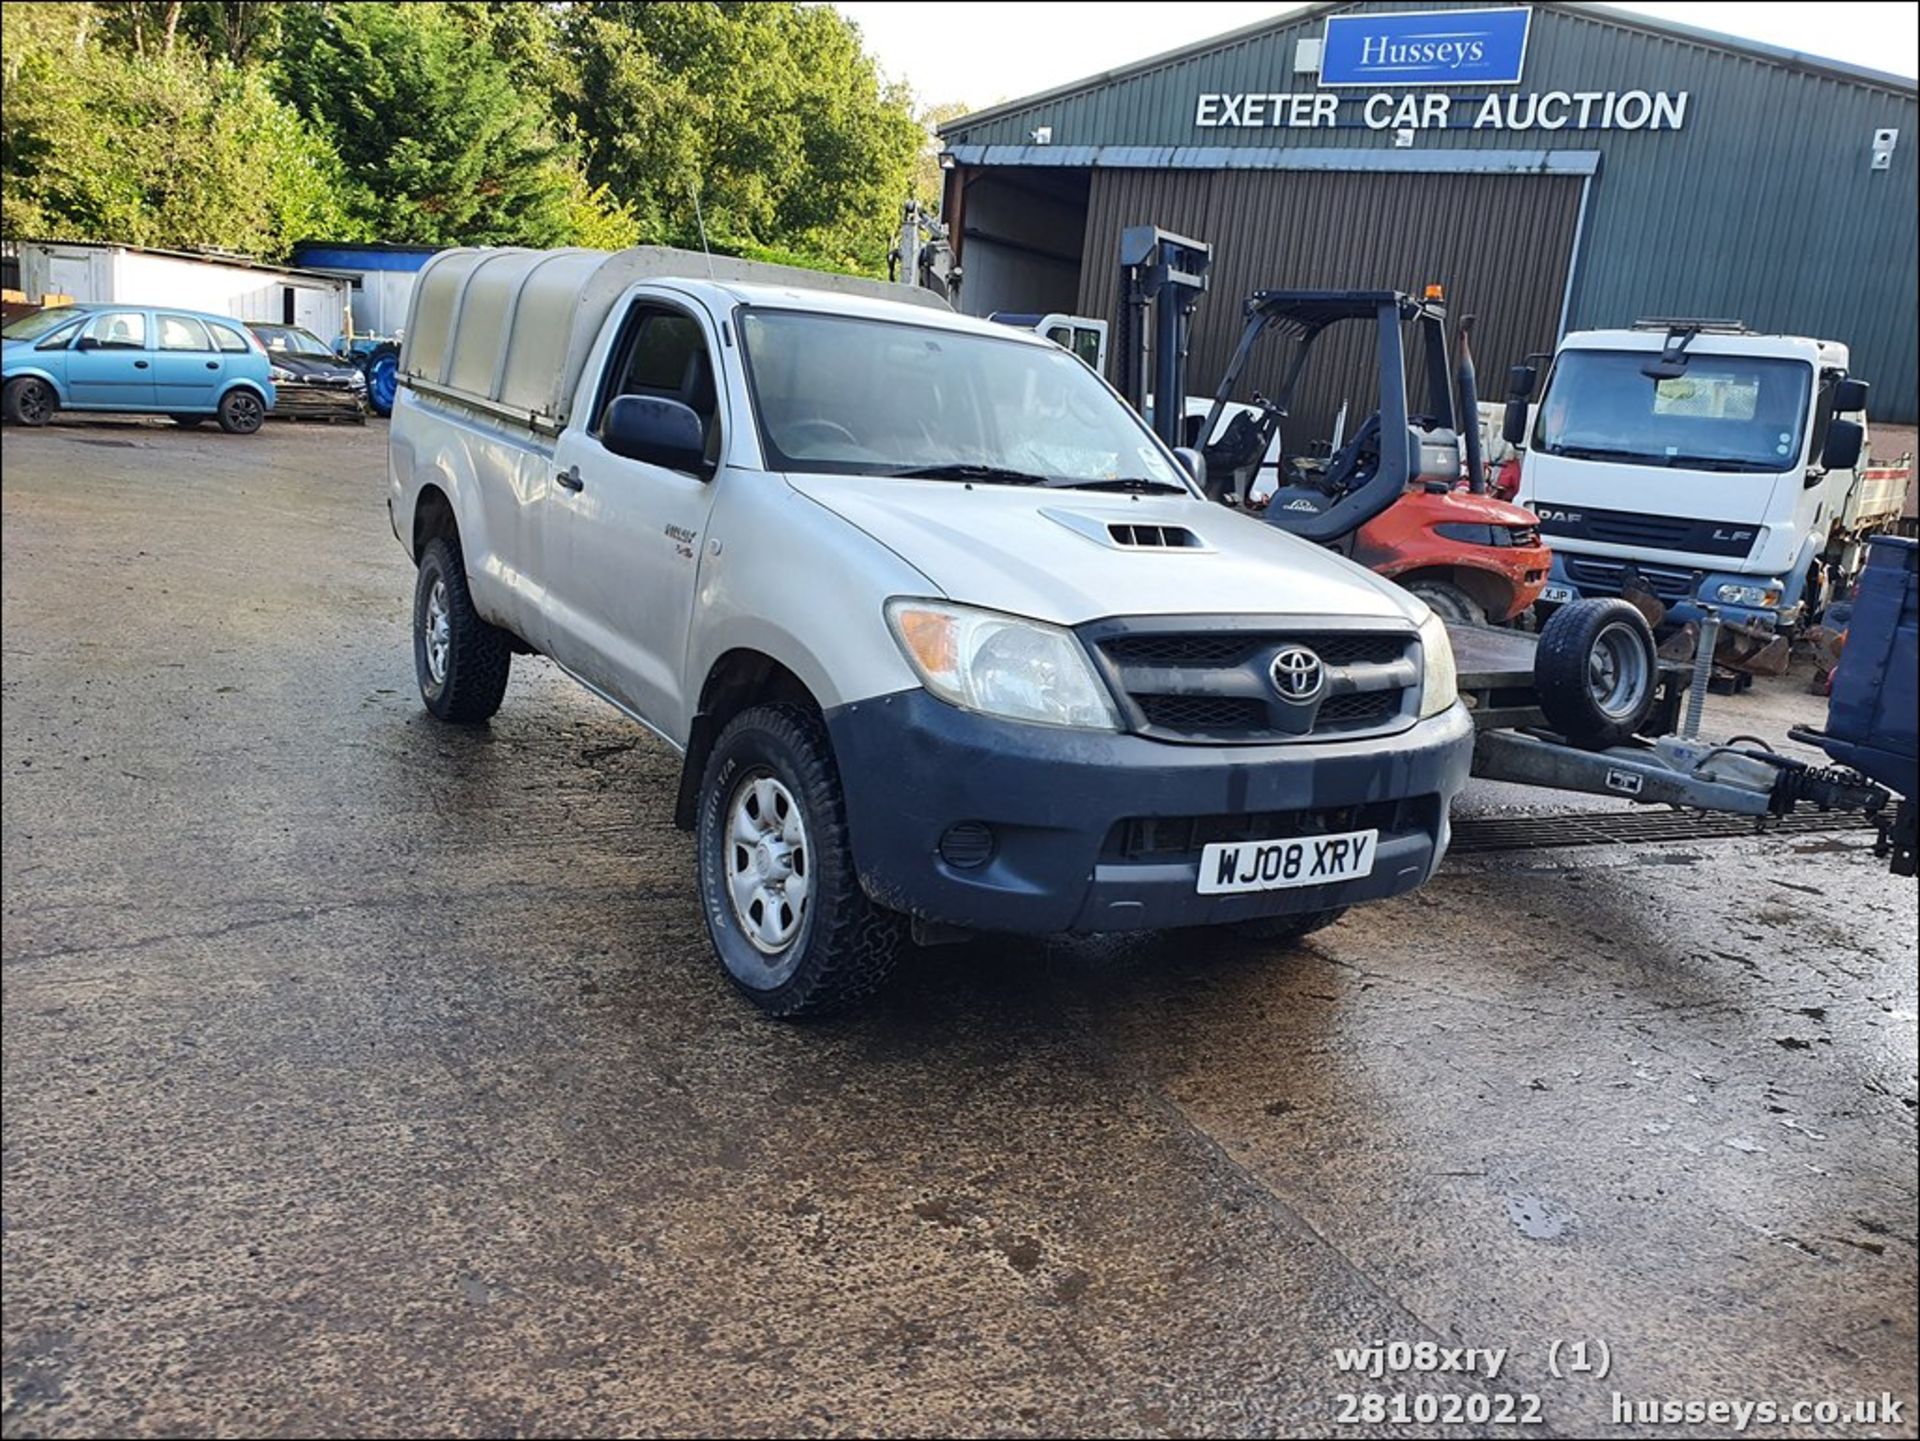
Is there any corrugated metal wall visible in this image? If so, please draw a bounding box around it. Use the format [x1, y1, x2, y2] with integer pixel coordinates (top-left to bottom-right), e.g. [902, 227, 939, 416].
[944, 3, 1920, 420]
[1076, 167, 1584, 442]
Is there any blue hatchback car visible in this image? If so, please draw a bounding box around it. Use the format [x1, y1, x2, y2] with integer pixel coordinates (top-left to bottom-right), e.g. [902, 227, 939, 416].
[2, 303, 277, 434]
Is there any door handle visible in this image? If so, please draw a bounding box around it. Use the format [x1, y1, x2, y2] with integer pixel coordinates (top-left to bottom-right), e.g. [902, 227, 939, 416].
[133, 360, 149, 369]
[556, 465, 584, 492]
[205, 361, 219, 370]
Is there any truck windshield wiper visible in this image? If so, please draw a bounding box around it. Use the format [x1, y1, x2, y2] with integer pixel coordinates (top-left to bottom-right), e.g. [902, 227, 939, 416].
[1046, 476, 1188, 494]
[1661, 455, 1763, 472]
[888, 463, 1051, 486]
[1543, 443, 1644, 462]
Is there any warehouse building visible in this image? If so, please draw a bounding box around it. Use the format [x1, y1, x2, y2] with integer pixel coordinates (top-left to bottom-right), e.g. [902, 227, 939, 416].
[2, 240, 352, 341]
[938, 2, 1919, 427]
[290, 242, 439, 340]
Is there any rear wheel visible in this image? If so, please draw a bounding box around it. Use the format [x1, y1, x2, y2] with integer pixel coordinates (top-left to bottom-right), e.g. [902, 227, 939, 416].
[412, 536, 512, 723]
[3, 377, 56, 427]
[1404, 578, 1487, 628]
[217, 389, 265, 435]
[696, 703, 905, 1018]
[1534, 598, 1657, 749]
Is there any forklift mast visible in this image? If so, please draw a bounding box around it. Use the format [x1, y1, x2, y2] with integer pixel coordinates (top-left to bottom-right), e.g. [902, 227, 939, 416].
[1113, 226, 1212, 449]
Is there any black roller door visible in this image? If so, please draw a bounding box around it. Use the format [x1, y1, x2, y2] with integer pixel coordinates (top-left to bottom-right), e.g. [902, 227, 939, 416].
[1076, 167, 1585, 448]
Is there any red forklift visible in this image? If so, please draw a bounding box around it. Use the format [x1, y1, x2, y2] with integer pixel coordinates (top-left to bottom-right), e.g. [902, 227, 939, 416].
[1113, 228, 1550, 626]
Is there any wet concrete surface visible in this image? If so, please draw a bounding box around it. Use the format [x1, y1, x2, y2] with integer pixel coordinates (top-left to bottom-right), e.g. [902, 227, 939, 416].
[3, 418, 1915, 1437]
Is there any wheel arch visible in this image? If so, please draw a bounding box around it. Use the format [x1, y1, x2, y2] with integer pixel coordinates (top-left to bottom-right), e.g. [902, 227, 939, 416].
[675, 649, 823, 830]
[216, 377, 271, 406]
[3, 368, 69, 405]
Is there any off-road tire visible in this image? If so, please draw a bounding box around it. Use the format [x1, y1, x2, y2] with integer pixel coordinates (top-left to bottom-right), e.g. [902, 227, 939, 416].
[1405, 578, 1487, 628]
[216, 388, 265, 435]
[1534, 597, 1657, 750]
[697, 703, 905, 1018]
[1231, 906, 1348, 945]
[3, 377, 55, 427]
[412, 536, 511, 723]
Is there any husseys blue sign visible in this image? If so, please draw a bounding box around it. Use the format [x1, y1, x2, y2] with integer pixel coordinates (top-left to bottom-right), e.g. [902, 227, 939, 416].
[1319, 6, 1533, 87]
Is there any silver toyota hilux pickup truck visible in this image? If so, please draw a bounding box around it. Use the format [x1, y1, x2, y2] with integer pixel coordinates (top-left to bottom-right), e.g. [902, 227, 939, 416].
[388, 246, 1472, 1016]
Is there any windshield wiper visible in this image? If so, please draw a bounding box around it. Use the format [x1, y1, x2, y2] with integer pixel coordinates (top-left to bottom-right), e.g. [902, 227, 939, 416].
[1543, 443, 1643, 462]
[1045, 476, 1188, 494]
[887, 463, 1052, 486]
[1660, 455, 1764, 472]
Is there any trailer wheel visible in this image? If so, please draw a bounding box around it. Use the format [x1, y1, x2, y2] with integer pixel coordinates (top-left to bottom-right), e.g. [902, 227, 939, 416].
[1535, 598, 1657, 749]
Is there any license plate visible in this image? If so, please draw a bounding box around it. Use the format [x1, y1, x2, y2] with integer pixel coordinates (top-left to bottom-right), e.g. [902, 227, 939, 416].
[1196, 829, 1379, 895]
[1540, 583, 1577, 604]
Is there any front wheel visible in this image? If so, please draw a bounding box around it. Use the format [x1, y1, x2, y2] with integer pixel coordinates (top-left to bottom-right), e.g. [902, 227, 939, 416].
[697, 704, 904, 1018]
[217, 389, 265, 435]
[412, 536, 511, 723]
[3, 377, 56, 427]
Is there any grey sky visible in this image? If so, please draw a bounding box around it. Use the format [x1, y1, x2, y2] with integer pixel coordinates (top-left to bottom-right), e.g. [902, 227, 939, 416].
[833, 2, 1919, 112]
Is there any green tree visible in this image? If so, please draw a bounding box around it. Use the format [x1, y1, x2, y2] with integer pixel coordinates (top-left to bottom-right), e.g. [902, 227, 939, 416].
[276, 1, 621, 248]
[562, 3, 919, 274]
[2, 15, 361, 257]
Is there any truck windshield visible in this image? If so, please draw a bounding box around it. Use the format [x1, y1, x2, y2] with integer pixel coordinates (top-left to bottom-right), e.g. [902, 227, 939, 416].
[1535, 350, 1812, 474]
[737, 308, 1185, 489]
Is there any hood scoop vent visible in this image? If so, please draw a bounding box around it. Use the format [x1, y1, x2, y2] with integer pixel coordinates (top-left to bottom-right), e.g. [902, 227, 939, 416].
[1108, 522, 1201, 549]
[1041, 506, 1212, 553]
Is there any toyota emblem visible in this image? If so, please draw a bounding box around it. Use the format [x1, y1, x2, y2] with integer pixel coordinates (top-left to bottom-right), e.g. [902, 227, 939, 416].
[1269, 646, 1325, 702]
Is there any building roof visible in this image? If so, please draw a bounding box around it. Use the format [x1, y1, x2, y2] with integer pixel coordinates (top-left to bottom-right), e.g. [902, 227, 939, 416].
[940, 1, 1918, 136]
[6, 238, 350, 284]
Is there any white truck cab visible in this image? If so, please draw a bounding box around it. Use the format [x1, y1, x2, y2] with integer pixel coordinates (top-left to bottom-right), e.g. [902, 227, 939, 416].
[388, 246, 1471, 1017]
[1511, 321, 1891, 630]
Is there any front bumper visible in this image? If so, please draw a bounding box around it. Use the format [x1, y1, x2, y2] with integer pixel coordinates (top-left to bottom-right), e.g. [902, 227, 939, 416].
[825, 689, 1474, 936]
[269, 382, 368, 420]
[1545, 554, 1797, 630]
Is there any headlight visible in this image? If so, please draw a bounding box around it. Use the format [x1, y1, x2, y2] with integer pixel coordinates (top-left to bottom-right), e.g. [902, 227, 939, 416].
[885, 599, 1120, 730]
[1712, 581, 1783, 608]
[269, 364, 293, 382]
[1416, 610, 1457, 719]
[347, 371, 367, 389]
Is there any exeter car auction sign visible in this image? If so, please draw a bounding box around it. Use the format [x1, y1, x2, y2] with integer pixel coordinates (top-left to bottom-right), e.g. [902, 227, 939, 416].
[1195, 5, 1691, 134]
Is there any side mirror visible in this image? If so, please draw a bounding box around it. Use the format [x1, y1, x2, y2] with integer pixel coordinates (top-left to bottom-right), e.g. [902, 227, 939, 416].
[1506, 364, 1537, 401]
[603, 394, 708, 474]
[1172, 446, 1207, 489]
[1832, 377, 1870, 414]
[74, 335, 100, 352]
[1820, 417, 1863, 472]
[1501, 398, 1531, 448]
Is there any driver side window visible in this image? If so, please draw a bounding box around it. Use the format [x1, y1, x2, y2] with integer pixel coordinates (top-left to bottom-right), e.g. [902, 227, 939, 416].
[81, 311, 147, 350]
[597, 305, 721, 466]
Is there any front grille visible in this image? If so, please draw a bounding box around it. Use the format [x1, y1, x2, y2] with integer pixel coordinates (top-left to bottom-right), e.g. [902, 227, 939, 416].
[1087, 621, 1418, 745]
[1564, 557, 1697, 602]
[1139, 695, 1269, 731]
[1104, 796, 1439, 860]
[1103, 633, 1262, 666]
[1317, 691, 1399, 726]
[1573, 512, 1700, 549]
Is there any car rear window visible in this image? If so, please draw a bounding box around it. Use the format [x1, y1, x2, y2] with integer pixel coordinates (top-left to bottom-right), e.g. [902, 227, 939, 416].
[208, 323, 251, 353]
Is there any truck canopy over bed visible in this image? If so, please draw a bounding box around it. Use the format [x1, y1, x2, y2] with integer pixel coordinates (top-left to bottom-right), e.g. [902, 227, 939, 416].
[399, 245, 949, 434]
